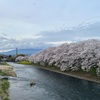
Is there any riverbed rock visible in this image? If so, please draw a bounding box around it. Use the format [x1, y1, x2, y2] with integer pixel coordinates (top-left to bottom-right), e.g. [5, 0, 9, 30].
[30, 80, 36, 86]
[28, 39, 100, 76]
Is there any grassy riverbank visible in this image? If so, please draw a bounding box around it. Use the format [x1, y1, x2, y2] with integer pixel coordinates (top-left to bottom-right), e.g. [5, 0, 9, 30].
[0, 79, 9, 100]
[17, 60, 32, 65]
[0, 62, 16, 100]
[17, 61, 100, 84]
[0, 69, 9, 100]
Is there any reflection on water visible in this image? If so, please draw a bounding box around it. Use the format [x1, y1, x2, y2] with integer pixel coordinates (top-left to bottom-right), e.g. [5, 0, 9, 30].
[8, 62, 100, 100]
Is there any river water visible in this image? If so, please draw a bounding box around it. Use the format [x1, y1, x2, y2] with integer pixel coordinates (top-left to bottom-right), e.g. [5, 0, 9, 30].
[8, 62, 100, 100]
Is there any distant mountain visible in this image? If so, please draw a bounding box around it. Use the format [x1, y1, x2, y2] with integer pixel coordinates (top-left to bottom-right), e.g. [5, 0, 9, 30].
[0, 49, 42, 55]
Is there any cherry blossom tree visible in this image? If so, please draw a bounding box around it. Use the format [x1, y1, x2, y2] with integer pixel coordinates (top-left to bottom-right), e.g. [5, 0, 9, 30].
[28, 39, 100, 76]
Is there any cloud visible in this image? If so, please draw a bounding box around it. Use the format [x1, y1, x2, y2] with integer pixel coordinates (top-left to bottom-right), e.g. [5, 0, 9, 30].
[0, 21, 100, 51]
[31, 34, 43, 39]
[0, 18, 43, 37]
[0, 36, 52, 52]
[47, 41, 72, 46]
[39, 21, 100, 42]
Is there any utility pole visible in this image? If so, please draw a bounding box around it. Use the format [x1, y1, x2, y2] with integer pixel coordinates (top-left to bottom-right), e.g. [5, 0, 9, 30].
[16, 48, 18, 56]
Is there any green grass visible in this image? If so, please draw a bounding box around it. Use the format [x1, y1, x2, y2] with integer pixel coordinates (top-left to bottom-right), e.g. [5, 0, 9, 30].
[0, 62, 8, 65]
[0, 70, 7, 76]
[1, 80, 9, 92]
[17, 60, 32, 65]
[0, 79, 9, 100]
[0, 62, 10, 100]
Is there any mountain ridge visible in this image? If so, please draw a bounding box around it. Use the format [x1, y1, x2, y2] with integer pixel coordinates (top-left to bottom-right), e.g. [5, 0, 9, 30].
[0, 48, 42, 55]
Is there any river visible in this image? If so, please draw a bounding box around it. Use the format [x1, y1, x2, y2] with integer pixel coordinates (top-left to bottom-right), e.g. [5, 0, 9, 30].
[8, 62, 100, 100]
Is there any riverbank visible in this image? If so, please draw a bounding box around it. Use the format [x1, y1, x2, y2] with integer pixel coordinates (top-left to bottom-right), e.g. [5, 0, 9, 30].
[0, 64, 16, 77]
[34, 65, 100, 84]
[0, 79, 9, 100]
[16, 61, 100, 84]
[23, 63, 100, 83]
[0, 62, 16, 100]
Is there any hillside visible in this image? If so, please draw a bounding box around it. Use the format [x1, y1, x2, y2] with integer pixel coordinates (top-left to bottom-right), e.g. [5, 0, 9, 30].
[0, 49, 42, 55]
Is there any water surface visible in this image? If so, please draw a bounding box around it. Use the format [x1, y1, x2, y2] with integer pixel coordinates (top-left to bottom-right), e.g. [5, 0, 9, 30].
[8, 62, 100, 100]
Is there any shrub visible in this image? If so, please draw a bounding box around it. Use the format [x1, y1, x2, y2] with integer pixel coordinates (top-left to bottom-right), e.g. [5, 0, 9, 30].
[16, 54, 25, 57]
[88, 67, 96, 75]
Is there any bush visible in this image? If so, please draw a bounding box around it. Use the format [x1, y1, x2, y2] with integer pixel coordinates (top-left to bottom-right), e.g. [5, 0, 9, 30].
[89, 67, 96, 75]
[6, 57, 15, 62]
[16, 54, 25, 57]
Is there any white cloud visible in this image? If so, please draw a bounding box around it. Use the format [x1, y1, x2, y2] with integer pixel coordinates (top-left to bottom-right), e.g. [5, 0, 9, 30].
[39, 21, 100, 42]
[0, 49, 14, 53]
[31, 34, 43, 39]
[0, 36, 51, 51]
[0, 21, 100, 51]
[47, 41, 72, 46]
[0, 17, 56, 39]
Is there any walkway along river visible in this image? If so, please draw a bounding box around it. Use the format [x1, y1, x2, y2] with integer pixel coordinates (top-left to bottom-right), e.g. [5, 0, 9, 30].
[8, 62, 100, 100]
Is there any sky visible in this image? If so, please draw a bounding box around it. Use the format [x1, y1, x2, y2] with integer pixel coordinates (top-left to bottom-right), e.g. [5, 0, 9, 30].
[0, 0, 100, 52]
